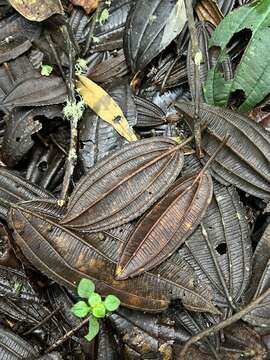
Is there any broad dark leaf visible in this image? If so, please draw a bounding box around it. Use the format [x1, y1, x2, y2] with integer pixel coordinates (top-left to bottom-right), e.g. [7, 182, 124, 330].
[180, 182, 251, 310]
[0, 167, 54, 220]
[0, 327, 38, 359]
[62, 138, 184, 232]
[88, 49, 128, 85]
[115, 307, 190, 343]
[78, 81, 136, 172]
[0, 15, 40, 64]
[92, 0, 132, 51]
[96, 323, 119, 360]
[176, 101, 270, 199]
[116, 172, 213, 279]
[2, 75, 67, 109]
[1, 106, 61, 167]
[187, 21, 232, 100]
[124, 0, 187, 73]
[10, 201, 218, 314]
[244, 223, 270, 328]
[134, 96, 166, 128]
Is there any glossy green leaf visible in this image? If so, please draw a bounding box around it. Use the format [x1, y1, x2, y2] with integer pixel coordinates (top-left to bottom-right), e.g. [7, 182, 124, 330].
[88, 293, 102, 307]
[71, 301, 90, 318]
[85, 317, 100, 342]
[78, 278, 95, 298]
[204, 0, 270, 111]
[104, 295, 120, 312]
[93, 303, 106, 318]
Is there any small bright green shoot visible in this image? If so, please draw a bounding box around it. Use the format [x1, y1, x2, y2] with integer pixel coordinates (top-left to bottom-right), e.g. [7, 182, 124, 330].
[98, 8, 109, 25]
[40, 64, 53, 76]
[71, 278, 120, 342]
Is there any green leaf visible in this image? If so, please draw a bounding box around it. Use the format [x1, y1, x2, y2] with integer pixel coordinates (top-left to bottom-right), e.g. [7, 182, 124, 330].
[205, 0, 270, 111]
[99, 8, 109, 25]
[92, 303, 106, 318]
[85, 317, 99, 342]
[71, 301, 90, 318]
[40, 64, 53, 76]
[104, 295, 120, 312]
[77, 278, 95, 298]
[88, 293, 102, 307]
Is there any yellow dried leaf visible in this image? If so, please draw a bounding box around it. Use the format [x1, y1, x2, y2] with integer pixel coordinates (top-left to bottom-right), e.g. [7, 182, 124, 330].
[9, 0, 64, 22]
[77, 75, 138, 142]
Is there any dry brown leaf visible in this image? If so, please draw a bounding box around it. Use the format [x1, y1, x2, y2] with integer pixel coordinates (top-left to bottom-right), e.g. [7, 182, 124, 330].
[70, 0, 99, 14]
[9, 0, 64, 22]
[195, 0, 223, 26]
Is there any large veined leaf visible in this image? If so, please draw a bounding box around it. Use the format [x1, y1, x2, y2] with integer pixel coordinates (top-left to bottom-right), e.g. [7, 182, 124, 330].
[9, 201, 218, 313]
[124, 0, 187, 73]
[180, 182, 251, 310]
[62, 138, 184, 232]
[204, 0, 270, 111]
[116, 172, 213, 279]
[176, 101, 270, 199]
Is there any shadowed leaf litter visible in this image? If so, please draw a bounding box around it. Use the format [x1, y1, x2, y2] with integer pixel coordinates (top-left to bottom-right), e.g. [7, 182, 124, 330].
[0, 0, 269, 359]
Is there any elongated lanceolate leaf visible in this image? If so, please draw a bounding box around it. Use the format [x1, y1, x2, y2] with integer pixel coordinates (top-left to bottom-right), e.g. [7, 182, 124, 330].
[176, 101, 270, 200]
[116, 172, 213, 279]
[9, 201, 218, 313]
[204, 0, 270, 111]
[62, 138, 184, 232]
[124, 0, 187, 73]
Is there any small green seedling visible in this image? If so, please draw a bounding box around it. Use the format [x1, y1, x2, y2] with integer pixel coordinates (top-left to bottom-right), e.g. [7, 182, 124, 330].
[40, 64, 53, 76]
[71, 278, 120, 342]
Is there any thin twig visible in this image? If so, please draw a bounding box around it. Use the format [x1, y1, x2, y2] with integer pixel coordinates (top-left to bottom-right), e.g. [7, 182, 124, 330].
[179, 288, 270, 358]
[59, 25, 78, 204]
[23, 306, 61, 336]
[184, 0, 203, 158]
[46, 316, 90, 353]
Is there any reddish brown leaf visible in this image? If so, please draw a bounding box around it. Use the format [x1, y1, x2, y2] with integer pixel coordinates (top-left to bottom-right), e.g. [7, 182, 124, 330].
[116, 171, 213, 280]
[61, 138, 184, 232]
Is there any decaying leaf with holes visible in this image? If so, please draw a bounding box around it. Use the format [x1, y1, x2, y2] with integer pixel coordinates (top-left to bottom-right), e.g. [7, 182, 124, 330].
[9, 0, 64, 22]
[77, 75, 137, 142]
[116, 171, 213, 280]
[61, 138, 184, 231]
[176, 101, 270, 200]
[179, 182, 252, 311]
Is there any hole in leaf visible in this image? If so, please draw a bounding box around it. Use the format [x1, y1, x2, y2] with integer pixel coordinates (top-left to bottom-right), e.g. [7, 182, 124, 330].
[227, 28, 252, 63]
[113, 116, 122, 124]
[79, 141, 84, 149]
[229, 89, 246, 108]
[15, 137, 20, 142]
[38, 161, 48, 172]
[215, 243, 227, 255]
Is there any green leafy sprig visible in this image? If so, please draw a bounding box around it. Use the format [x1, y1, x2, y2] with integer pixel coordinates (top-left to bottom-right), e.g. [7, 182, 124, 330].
[71, 278, 120, 341]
